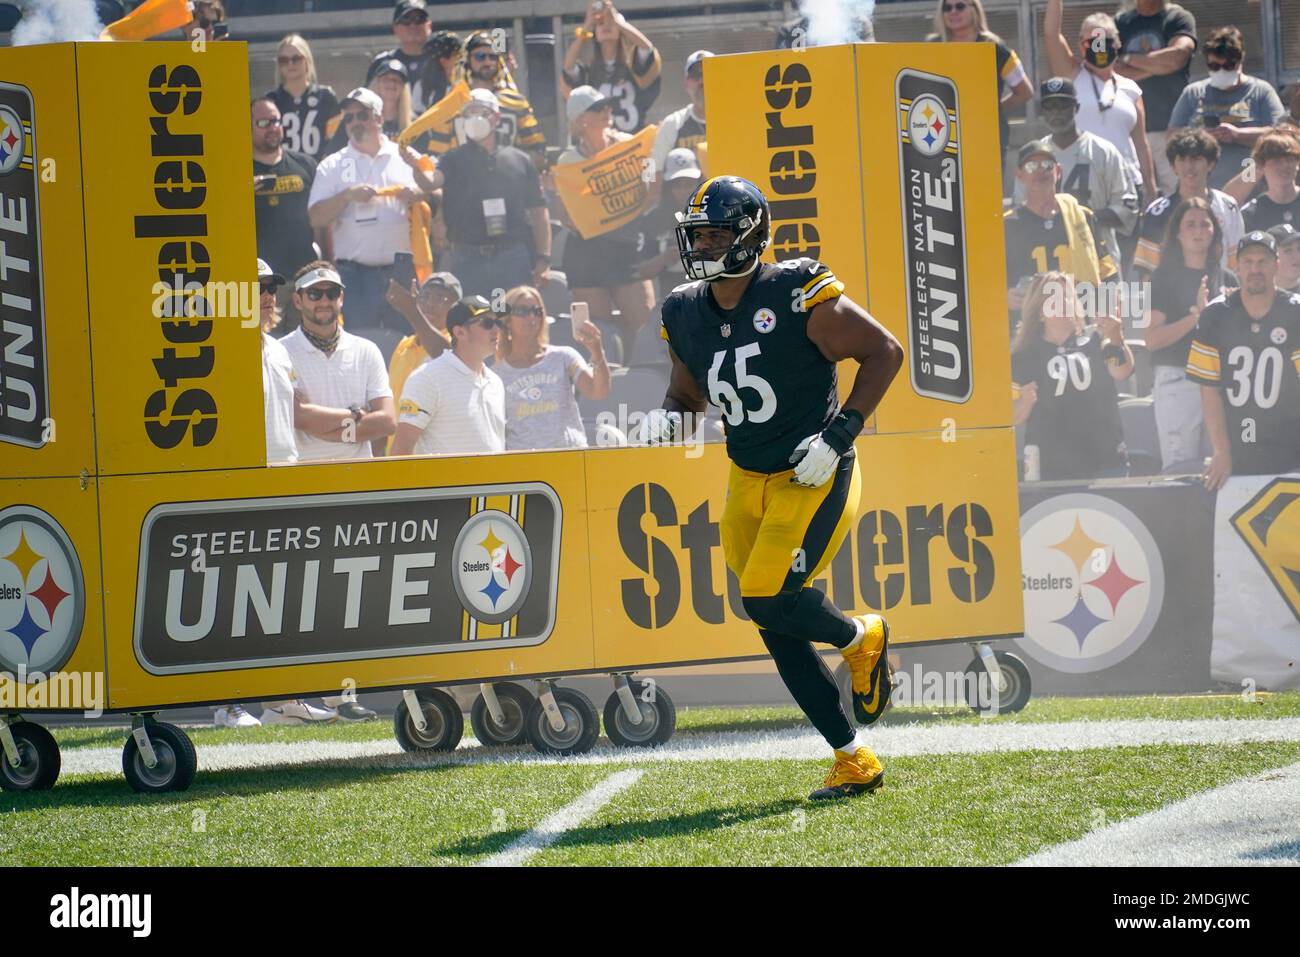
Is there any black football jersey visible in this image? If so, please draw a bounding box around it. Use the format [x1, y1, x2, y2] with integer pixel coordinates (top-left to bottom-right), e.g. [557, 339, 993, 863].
[659, 259, 845, 473]
[1003, 203, 1115, 289]
[1185, 290, 1300, 474]
[267, 85, 340, 161]
[1012, 332, 1127, 480]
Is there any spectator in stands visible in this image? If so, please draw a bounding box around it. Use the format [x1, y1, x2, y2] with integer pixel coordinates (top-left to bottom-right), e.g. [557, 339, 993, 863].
[1012, 271, 1134, 480]
[267, 34, 340, 162]
[322, 57, 414, 155]
[1004, 139, 1118, 326]
[282, 261, 396, 464]
[1168, 27, 1286, 191]
[555, 86, 656, 351]
[1286, 83, 1300, 127]
[379, 0, 434, 113]
[651, 51, 711, 179]
[391, 296, 506, 456]
[495, 285, 610, 450]
[1021, 77, 1139, 280]
[308, 87, 435, 334]
[1268, 224, 1300, 293]
[1187, 231, 1300, 487]
[1115, 0, 1198, 197]
[416, 30, 464, 113]
[441, 32, 546, 164]
[182, 0, 225, 42]
[252, 97, 319, 331]
[562, 0, 661, 135]
[1133, 129, 1244, 276]
[1146, 197, 1234, 471]
[383, 272, 460, 437]
[258, 261, 297, 463]
[1240, 130, 1300, 232]
[426, 90, 551, 299]
[1044, 0, 1156, 204]
[635, 148, 703, 301]
[927, 0, 1032, 165]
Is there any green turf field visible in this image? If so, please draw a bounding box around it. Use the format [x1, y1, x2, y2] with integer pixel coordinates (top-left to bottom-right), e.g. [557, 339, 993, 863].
[4, 693, 1298, 866]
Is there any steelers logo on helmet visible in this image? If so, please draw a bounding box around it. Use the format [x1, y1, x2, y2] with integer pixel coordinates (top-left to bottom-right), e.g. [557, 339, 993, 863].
[451, 510, 533, 625]
[675, 176, 771, 282]
[0, 505, 85, 677]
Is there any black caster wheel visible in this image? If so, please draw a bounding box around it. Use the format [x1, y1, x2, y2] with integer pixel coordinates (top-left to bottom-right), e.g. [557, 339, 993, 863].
[122, 721, 197, 793]
[603, 680, 676, 748]
[470, 682, 534, 747]
[394, 688, 464, 752]
[526, 687, 599, 756]
[964, 651, 1032, 715]
[0, 721, 60, 792]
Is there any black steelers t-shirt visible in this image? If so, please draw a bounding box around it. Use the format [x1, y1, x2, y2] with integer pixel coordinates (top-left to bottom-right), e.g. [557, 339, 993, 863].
[253, 147, 318, 281]
[1012, 331, 1127, 480]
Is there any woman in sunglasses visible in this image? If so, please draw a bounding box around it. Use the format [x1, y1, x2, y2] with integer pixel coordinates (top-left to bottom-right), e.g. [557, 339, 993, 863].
[1044, 0, 1156, 206]
[494, 286, 610, 451]
[266, 34, 340, 162]
[928, 0, 1032, 166]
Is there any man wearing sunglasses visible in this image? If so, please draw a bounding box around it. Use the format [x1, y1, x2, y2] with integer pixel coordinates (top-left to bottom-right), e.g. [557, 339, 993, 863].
[308, 87, 436, 336]
[375, 0, 435, 113]
[1004, 139, 1118, 327]
[1168, 26, 1286, 190]
[281, 261, 396, 464]
[460, 32, 546, 162]
[252, 97, 320, 332]
[391, 297, 506, 457]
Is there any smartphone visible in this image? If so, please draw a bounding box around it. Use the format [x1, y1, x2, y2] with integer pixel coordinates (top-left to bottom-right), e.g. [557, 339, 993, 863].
[570, 301, 589, 342]
[392, 252, 416, 292]
[254, 174, 278, 194]
[1203, 112, 1220, 128]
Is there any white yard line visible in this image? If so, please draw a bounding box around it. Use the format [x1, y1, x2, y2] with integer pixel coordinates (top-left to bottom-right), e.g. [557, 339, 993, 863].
[54, 717, 1300, 778]
[1016, 761, 1300, 866]
[478, 770, 645, 867]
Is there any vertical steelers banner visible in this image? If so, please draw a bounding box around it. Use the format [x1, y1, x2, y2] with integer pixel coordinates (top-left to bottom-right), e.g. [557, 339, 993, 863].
[76, 41, 262, 476]
[0, 44, 96, 479]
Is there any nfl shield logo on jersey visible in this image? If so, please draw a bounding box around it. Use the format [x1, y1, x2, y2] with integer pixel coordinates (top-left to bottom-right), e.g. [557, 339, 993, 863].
[753, 308, 776, 333]
[720, 323, 731, 338]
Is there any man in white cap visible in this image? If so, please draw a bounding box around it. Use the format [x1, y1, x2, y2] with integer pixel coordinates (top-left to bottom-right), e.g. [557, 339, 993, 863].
[651, 50, 712, 180]
[423, 89, 551, 299]
[281, 259, 396, 463]
[308, 86, 436, 336]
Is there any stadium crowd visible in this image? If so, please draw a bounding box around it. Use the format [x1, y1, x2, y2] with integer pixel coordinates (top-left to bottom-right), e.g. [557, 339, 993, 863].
[242, 0, 1300, 562]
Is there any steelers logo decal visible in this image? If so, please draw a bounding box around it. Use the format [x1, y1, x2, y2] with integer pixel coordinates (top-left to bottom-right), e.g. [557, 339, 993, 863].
[0, 506, 85, 676]
[1271, 327, 1287, 345]
[906, 94, 950, 157]
[0, 105, 26, 177]
[452, 510, 532, 624]
[753, 307, 776, 333]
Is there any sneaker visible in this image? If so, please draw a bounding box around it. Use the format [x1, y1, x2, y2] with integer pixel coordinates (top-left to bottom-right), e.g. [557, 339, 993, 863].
[214, 704, 261, 728]
[809, 747, 885, 801]
[260, 700, 337, 725]
[335, 701, 377, 722]
[842, 614, 894, 726]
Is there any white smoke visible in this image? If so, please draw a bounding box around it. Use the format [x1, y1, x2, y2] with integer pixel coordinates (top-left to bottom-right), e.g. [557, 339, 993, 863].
[799, 0, 877, 46]
[11, 0, 108, 45]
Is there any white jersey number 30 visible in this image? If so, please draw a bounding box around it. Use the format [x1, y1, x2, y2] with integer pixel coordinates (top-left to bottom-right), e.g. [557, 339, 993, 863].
[708, 342, 777, 426]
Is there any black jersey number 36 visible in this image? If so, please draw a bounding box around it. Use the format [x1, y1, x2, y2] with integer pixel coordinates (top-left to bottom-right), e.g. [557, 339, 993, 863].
[708, 342, 777, 425]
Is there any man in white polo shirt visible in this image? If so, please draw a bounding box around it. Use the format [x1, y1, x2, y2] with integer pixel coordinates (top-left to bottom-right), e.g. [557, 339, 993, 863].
[391, 296, 505, 456]
[308, 86, 435, 334]
[282, 260, 396, 462]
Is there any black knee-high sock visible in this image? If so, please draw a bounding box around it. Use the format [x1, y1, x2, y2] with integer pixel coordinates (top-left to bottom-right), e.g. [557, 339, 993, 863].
[743, 587, 857, 648]
[760, 629, 854, 751]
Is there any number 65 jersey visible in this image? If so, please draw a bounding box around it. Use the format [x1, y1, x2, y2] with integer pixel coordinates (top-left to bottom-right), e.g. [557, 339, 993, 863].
[659, 258, 845, 474]
[1185, 290, 1300, 475]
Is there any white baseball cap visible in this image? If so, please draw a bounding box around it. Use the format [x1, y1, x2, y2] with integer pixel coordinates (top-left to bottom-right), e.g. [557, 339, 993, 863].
[341, 87, 384, 116]
[257, 258, 286, 285]
[465, 88, 500, 114]
[295, 265, 346, 291]
[566, 85, 613, 125]
[664, 147, 702, 182]
[685, 50, 715, 76]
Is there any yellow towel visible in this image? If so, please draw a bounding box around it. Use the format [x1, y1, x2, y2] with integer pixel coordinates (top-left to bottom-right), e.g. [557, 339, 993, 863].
[99, 0, 192, 41]
[1056, 193, 1101, 287]
[400, 81, 469, 146]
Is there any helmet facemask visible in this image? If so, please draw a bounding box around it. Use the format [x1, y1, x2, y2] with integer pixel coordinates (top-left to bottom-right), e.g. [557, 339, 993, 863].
[675, 207, 766, 282]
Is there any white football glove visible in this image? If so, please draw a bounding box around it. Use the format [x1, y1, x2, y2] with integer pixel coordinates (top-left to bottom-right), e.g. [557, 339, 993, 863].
[637, 408, 682, 446]
[789, 434, 840, 487]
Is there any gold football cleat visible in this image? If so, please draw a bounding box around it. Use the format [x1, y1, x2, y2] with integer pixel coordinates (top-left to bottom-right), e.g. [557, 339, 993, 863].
[808, 747, 885, 801]
[842, 614, 894, 726]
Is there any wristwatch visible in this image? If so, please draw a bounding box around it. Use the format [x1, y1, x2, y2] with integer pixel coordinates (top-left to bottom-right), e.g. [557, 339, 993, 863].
[348, 404, 365, 428]
[534, 254, 552, 269]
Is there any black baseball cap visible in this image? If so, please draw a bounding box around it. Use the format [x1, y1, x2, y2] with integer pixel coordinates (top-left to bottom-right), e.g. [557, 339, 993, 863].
[1018, 138, 1056, 166]
[445, 296, 497, 330]
[367, 55, 408, 83]
[1040, 77, 1077, 102]
[1267, 223, 1300, 248]
[1238, 230, 1278, 257]
[392, 0, 428, 23]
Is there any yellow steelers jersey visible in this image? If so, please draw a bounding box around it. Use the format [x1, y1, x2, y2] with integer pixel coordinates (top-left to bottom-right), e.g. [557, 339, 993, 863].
[659, 258, 845, 473]
[426, 84, 545, 156]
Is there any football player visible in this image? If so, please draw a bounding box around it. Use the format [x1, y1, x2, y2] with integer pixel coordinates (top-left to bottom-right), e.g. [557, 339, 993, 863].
[642, 177, 904, 800]
[1186, 231, 1300, 487]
